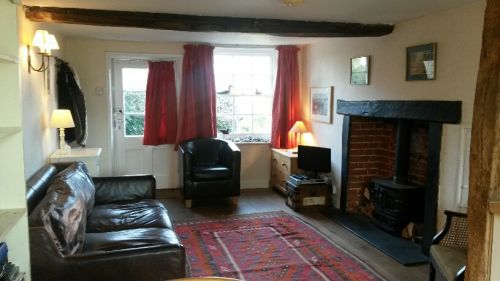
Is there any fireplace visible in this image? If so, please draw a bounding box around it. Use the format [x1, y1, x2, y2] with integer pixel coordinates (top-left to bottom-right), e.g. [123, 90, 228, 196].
[337, 100, 461, 254]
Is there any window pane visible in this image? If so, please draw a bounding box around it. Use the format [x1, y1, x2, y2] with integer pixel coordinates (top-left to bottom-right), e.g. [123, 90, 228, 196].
[251, 56, 272, 75]
[216, 95, 234, 115]
[234, 96, 253, 114]
[253, 75, 273, 95]
[125, 115, 144, 136]
[217, 114, 234, 133]
[253, 96, 272, 115]
[234, 115, 252, 134]
[214, 55, 233, 76]
[253, 115, 271, 134]
[122, 68, 148, 91]
[124, 91, 146, 114]
[233, 56, 253, 75]
[232, 75, 253, 95]
[215, 74, 232, 93]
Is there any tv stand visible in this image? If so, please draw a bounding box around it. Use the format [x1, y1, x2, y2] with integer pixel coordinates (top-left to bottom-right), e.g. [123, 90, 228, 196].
[270, 148, 299, 194]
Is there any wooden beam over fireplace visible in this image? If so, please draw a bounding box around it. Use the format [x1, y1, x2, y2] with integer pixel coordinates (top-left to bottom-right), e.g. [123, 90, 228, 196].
[337, 100, 462, 123]
[24, 6, 394, 38]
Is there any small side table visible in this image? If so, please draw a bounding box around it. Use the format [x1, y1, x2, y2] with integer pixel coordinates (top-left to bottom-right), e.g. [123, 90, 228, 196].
[50, 148, 102, 176]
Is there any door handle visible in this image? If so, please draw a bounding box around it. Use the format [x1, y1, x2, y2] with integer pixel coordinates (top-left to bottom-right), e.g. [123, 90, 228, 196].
[113, 107, 123, 130]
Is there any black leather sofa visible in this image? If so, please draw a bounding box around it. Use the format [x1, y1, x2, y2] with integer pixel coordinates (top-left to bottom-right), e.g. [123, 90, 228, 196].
[178, 138, 241, 208]
[26, 162, 187, 281]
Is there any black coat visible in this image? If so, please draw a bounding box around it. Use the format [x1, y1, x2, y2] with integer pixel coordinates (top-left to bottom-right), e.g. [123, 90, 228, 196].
[56, 58, 87, 146]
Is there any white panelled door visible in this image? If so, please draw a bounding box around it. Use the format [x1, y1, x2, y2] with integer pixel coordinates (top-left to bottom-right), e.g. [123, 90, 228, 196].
[112, 58, 178, 189]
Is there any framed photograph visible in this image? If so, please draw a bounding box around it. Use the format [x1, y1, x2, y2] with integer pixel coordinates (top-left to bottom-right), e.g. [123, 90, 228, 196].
[406, 43, 436, 81]
[351, 56, 370, 85]
[310, 87, 333, 123]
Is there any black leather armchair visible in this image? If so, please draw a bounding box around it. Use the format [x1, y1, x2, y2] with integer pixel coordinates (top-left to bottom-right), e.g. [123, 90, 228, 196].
[179, 138, 241, 208]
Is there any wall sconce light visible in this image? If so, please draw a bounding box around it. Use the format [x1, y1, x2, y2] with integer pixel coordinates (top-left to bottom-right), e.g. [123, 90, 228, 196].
[50, 109, 75, 155]
[28, 30, 59, 73]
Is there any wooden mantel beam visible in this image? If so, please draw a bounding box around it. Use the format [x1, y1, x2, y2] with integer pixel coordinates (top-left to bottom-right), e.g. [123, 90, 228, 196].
[24, 6, 394, 37]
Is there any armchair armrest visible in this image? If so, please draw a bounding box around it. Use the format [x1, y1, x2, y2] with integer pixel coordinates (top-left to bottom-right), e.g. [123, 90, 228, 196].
[178, 144, 193, 178]
[92, 175, 156, 204]
[221, 139, 241, 172]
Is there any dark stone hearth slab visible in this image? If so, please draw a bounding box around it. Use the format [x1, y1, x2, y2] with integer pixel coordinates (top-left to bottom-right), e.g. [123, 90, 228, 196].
[337, 100, 461, 123]
[327, 209, 429, 266]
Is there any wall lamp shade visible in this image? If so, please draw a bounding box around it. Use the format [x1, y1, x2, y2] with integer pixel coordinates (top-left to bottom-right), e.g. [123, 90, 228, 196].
[289, 120, 308, 147]
[50, 109, 74, 154]
[28, 30, 60, 73]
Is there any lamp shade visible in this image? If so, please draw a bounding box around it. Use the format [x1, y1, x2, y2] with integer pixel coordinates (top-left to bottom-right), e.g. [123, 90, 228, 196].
[289, 121, 308, 134]
[32, 30, 59, 55]
[50, 109, 75, 128]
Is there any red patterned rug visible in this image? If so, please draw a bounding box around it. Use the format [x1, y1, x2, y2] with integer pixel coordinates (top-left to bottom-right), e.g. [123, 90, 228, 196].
[174, 211, 386, 281]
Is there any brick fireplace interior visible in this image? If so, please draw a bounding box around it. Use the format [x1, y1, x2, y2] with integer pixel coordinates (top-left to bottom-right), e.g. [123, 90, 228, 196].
[346, 117, 429, 237]
[337, 100, 462, 254]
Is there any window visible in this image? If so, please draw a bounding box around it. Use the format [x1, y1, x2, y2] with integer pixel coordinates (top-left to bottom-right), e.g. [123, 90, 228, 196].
[122, 67, 148, 136]
[214, 48, 277, 139]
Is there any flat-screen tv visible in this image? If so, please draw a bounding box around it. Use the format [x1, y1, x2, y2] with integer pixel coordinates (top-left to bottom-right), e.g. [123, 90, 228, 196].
[298, 145, 331, 176]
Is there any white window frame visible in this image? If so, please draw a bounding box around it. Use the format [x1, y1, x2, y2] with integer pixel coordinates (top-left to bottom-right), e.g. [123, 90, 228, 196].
[214, 47, 278, 139]
[457, 126, 471, 208]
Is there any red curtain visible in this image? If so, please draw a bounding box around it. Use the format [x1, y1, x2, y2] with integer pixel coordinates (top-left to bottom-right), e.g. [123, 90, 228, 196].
[143, 61, 178, 145]
[271, 46, 301, 149]
[175, 45, 217, 147]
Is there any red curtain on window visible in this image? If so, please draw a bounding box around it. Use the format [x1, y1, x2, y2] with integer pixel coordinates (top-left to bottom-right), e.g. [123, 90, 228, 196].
[271, 46, 301, 149]
[175, 45, 217, 147]
[143, 61, 178, 145]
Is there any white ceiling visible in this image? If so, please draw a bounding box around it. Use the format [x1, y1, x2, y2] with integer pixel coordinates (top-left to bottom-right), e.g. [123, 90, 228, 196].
[22, 0, 479, 45]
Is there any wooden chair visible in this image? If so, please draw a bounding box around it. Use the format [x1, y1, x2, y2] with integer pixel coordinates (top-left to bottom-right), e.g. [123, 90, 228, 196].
[429, 210, 467, 281]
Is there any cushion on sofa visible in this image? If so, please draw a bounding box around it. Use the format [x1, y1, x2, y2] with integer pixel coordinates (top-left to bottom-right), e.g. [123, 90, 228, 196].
[86, 199, 172, 232]
[83, 228, 181, 252]
[41, 162, 96, 256]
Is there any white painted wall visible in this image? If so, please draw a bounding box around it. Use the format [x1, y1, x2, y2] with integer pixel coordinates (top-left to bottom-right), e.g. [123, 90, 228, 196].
[301, 1, 485, 222]
[18, 8, 62, 179]
[63, 39, 271, 188]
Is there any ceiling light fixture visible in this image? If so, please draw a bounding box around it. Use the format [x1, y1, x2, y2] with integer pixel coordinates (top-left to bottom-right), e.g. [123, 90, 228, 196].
[282, 0, 304, 7]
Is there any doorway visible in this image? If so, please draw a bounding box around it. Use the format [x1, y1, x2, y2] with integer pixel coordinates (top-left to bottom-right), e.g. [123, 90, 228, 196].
[111, 55, 180, 189]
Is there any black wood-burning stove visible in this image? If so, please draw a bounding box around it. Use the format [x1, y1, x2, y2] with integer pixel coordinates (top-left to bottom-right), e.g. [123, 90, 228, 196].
[370, 179, 425, 233]
[370, 120, 425, 233]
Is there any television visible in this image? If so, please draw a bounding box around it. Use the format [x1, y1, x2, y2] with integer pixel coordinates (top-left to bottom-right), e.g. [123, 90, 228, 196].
[298, 145, 331, 177]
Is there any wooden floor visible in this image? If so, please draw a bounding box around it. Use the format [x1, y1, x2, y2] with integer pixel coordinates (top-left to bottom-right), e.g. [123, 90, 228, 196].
[162, 188, 429, 281]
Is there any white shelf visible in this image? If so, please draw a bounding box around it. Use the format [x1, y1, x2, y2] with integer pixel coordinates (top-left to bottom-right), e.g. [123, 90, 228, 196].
[0, 54, 18, 64]
[0, 126, 21, 139]
[0, 208, 26, 239]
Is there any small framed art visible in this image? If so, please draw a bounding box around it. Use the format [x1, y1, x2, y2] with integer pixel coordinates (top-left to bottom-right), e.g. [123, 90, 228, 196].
[350, 56, 370, 85]
[406, 43, 436, 81]
[310, 87, 333, 123]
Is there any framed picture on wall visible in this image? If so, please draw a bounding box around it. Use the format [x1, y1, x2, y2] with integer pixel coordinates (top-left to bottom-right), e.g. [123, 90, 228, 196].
[350, 56, 370, 85]
[310, 87, 333, 123]
[406, 43, 436, 81]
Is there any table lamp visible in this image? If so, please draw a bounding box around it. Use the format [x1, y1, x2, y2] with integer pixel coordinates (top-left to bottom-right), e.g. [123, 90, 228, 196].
[289, 121, 308, 152]
[50, 109, 75, 154]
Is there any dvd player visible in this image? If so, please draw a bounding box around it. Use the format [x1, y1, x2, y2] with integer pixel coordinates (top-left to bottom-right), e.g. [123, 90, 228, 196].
[289, 174, 328, 185]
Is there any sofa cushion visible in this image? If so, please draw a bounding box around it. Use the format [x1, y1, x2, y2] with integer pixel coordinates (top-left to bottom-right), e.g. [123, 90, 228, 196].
[83, 228, 181, 252]
[86, 200, 172, 232]
[193, 165, 230, 180]
[41, 162, 96, 256]
[430, 245, 467, 281]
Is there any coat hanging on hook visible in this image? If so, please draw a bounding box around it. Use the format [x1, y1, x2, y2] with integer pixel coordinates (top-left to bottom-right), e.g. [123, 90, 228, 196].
[56, 58, 88, 146]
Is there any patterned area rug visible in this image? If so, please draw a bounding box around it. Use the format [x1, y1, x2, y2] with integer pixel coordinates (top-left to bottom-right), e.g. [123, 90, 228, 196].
[174, 211, 386, 281]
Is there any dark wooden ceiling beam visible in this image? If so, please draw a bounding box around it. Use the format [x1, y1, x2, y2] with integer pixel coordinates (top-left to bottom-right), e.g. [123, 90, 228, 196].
[24, 6, 394, 37]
